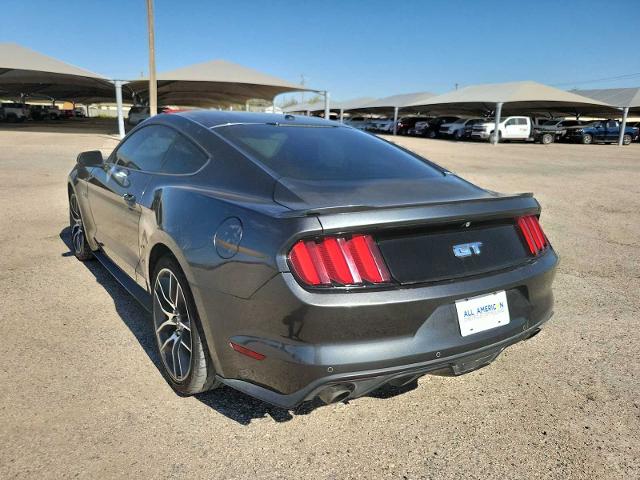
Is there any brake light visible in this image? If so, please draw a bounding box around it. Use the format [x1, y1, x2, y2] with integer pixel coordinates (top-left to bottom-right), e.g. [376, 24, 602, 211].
[288, 234, 391, 287]
[517, 215, 549, 255]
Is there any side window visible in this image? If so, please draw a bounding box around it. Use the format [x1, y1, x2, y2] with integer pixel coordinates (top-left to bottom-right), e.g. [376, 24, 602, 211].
[161, 134, 209, 174]
[115, 125, 176, 172]
[517, 118, 528, 125]
[505, 119, 516, 126]
[606, 121, 617, 129]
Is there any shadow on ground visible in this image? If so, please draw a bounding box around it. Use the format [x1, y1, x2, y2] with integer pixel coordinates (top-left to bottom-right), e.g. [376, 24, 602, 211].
[0, 118, 122, 135]
[59, 226, 418, 425]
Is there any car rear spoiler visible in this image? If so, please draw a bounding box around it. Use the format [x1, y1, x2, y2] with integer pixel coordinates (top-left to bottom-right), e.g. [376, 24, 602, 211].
[279, 193, 540, 233]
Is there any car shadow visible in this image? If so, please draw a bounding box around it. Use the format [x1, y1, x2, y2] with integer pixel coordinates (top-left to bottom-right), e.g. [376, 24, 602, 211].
[59, 226, 417, 425]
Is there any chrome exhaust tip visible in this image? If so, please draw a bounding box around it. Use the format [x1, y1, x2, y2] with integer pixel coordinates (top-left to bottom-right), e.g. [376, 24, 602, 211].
[317, 384, 353, 404]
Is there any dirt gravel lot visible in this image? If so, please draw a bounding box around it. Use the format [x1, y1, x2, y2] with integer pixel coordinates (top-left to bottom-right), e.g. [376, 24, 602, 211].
[1, 126, 639, 479]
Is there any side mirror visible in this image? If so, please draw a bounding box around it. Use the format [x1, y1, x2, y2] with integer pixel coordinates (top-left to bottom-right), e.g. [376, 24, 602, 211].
[77, 150, 103, 167]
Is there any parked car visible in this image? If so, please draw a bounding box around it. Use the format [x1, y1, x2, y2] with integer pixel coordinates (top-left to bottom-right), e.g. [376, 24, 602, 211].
[0, 102, 28, 122]
[462, 119, 487, 139]
[343, 116, 369, 130]
[74, 107, 86, 118]
[417, 116, 460, 138]
[471, 116, 532, 142]
[531, 119, 585, 144]
[629, 122, 640, 141]
[564, 120, 639, 145]
[67, 111, 558, 408]
[439, 118, 484, 140]
[45, 105, 62, 120]
[29, 105, 48, 120]
[367, 118, 394, 133]
[396, 116, 431, 135]
[127, 106, 182, 126]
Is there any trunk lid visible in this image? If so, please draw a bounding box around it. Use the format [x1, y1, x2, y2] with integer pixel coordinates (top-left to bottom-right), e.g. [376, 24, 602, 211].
[274, 173, 493, 212]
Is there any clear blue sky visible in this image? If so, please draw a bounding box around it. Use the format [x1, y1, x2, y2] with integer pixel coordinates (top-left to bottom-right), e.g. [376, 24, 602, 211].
[3, 0, 640, 101]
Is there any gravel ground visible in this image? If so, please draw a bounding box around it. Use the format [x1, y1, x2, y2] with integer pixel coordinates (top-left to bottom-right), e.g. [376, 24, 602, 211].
[1, 126, 638, 479]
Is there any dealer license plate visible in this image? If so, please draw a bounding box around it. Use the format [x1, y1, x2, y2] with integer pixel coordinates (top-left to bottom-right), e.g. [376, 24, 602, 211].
[455, 291, 510, 337]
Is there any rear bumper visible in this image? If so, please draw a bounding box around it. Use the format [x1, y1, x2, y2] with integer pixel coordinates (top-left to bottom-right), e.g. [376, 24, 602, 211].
[202, 249, 558, 407]
[218, 314, 552, 409]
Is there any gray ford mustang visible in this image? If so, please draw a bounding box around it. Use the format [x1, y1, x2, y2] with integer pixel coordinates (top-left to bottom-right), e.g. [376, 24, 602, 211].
[67, 111, 558, 408]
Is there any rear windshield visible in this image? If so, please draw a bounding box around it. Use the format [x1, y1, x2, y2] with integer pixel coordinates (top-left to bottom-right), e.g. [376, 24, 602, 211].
[215, 124, 443, 181]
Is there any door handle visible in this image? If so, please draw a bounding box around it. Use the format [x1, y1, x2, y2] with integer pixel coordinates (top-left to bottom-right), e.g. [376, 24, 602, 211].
[123, 193, 136, 206]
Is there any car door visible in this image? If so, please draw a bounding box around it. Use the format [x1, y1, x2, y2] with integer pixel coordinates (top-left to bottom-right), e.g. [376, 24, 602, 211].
[503, 118, 518, 138]
[87, 125, 176, 279]
[592, 122, 606, 141]
[605, 120, 619, 142]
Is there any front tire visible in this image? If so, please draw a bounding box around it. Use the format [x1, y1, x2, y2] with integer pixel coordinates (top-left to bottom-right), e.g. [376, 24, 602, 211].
[69, 192, 93, 261]
[582, 134, 593, 145]
[541, 133, 554, 144]
[622, 134, 632, 145]
[152, 256, 219, 395]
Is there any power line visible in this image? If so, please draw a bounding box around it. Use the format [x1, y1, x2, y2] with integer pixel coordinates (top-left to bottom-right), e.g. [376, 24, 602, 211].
[552, 72, 640, 87]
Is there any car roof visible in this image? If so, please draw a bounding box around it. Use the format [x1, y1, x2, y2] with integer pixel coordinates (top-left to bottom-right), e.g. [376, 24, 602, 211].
[175, 110, 336, 128]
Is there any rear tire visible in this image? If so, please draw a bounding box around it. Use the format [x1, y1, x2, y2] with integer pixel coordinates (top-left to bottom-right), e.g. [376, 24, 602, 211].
[582, 134, 593, 145]
[152, 255, 220, 395]
[69, 192, 93, 261]
[622, 134, 632, 145]
[454, 130, 463, 140]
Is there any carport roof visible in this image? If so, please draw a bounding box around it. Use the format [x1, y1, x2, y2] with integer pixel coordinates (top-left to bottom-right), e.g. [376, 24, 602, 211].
[283, 97, 377, 113]
[349, 91, 436, 112]
[126, 59, 313, 108]
[573, 87, 640, 111]
[0, 43, 115, 103]
[403, 81, 618, 116]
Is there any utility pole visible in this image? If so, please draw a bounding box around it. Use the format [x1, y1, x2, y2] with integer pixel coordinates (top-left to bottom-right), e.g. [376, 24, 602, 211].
[146, 0, 158, 116]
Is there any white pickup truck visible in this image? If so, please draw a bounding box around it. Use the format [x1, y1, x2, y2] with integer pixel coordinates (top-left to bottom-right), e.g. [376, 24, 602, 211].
[471, 116, 532, 142]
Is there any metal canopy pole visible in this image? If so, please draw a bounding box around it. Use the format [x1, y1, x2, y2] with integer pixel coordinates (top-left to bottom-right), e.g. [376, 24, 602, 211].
[393, 106, 399, 135]
[324, 91, 330, 120]
[492, 102, 503, 145]
[339, 108, 344, 123]
[146, 0, 158, 117]
[618, 107, 629, 146]
[114, 80, 125, 139]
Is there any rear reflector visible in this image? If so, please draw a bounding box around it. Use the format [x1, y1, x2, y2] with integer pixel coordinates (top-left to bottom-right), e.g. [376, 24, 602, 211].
[229, 342, 265, 360]
[517, 215, 549, 255]
[289, 234, 391, 287]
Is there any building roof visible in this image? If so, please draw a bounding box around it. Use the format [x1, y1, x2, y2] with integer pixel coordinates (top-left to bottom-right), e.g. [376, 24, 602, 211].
[0, 43, 114, 103]
[127, 59, 313, 108]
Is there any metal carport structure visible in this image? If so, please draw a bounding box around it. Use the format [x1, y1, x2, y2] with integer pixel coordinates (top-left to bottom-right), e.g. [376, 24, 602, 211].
[574, 88, 640, 145]
[283, 97, 376, 122]
[0, 43, 115, 106]
[345, 91, 436, 134]
[404, 81, 619, 144]
[125, 59, 320, 135]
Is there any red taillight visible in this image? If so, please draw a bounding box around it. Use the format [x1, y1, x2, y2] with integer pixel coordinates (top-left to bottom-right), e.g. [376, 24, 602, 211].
[288, 234, 391, 287]
[517, 215, 549, 255]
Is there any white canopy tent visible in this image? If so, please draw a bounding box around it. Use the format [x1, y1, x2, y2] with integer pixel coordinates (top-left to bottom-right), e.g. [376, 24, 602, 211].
[574, 88, 640, 145]
[0, 43, 114, 105]
[345, 92, 436, 134]
[404, 81, 619, 144]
